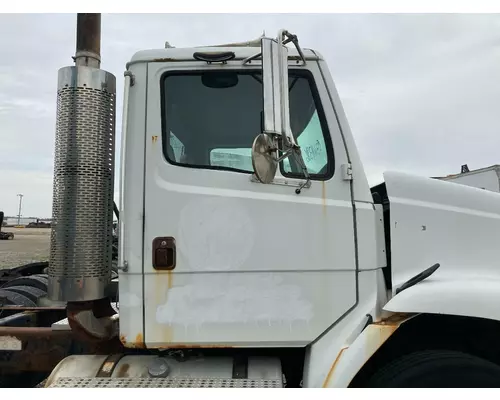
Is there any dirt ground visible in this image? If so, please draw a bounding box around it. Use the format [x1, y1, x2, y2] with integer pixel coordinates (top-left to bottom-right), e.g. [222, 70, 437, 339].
[0, 228, 50, 269]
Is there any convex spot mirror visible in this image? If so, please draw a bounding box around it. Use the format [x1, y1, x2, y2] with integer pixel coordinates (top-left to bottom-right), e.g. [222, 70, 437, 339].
[251, 133, 277, 184]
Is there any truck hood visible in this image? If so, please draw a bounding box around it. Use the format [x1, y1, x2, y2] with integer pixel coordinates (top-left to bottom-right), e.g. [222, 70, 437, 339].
[384, 171, 500, 292]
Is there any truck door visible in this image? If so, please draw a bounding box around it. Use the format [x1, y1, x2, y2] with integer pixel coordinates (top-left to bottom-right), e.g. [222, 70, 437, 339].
[143, 60, 357, 347]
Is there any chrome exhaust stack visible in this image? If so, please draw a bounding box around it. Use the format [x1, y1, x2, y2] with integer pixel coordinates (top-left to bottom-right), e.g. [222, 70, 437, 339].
[48, 13, 116, 304]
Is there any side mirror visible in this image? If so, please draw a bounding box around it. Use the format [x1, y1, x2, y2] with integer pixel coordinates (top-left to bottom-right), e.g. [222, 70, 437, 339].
[261, 34, 291, 140]
[252, 37, 290, 183]
[251, 30, 310, 192]
[251, 32, 290, 184]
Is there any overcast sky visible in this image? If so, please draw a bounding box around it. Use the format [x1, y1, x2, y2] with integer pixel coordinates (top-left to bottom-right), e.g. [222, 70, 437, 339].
[1, 13, 500, 217]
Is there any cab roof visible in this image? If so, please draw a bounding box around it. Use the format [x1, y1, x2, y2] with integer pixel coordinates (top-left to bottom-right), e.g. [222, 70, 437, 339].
[128, 36, 323, 67]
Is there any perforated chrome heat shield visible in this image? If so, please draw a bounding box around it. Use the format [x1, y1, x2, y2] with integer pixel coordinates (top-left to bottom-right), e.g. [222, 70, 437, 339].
[48, 377, 283, 388]
[48, 66, 116, 302]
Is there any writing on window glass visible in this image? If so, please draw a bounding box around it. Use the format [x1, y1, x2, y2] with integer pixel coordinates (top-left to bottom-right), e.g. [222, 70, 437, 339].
[283, 111, 328, 175]
[303, 140, 324, 164]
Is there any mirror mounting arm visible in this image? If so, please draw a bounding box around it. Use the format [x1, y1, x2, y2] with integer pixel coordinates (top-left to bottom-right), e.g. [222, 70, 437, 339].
[291, 145, 311, 194]
[279, 30, 307, 67]
[275, 148, 293, 163]
[241, 30, 307, 66]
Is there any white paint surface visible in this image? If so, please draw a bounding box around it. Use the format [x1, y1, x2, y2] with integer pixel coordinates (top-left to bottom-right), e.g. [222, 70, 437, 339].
[178, 197, 255, 271]
[118, 292, 142, 308]
[155, 274, 314, 327]
[304, 270, 387, 387]
[140, 59, 360, 346]
[384, 276, 500, 321]
[384, 171, 500, 291]
[146, 270, 355, 346]
[117, 62, 148, 344]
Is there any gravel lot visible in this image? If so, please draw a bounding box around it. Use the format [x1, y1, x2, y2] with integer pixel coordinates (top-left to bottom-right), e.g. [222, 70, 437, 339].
[0, 228, 50, 269]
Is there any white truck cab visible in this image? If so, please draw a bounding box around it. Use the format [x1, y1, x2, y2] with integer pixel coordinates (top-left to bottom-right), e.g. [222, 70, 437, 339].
[45, 30, 500, 388]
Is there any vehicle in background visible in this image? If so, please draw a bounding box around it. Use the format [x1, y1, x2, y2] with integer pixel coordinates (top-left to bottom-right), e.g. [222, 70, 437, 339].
[435, 164, 500, 192]
[0, 212, 14, 240]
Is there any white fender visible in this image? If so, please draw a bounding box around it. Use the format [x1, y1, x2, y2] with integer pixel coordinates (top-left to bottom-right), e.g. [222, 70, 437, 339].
[383, 278, 500, 322]
[321, 276, 500, 389]
[383, 171, 500, 294]
[320, 313, 414, 387]
[318, 274, 500, 388]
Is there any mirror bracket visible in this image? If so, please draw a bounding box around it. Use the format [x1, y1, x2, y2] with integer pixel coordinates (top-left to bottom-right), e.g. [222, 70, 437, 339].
[250, 174, 312, 190]
[242, 30, 307, 66]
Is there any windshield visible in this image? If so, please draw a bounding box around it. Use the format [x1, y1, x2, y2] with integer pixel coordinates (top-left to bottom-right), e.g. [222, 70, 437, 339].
[161, 69, 333, 178]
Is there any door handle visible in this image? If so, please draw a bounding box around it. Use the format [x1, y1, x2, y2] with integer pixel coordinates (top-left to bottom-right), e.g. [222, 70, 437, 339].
[152, 237, 176, 270]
